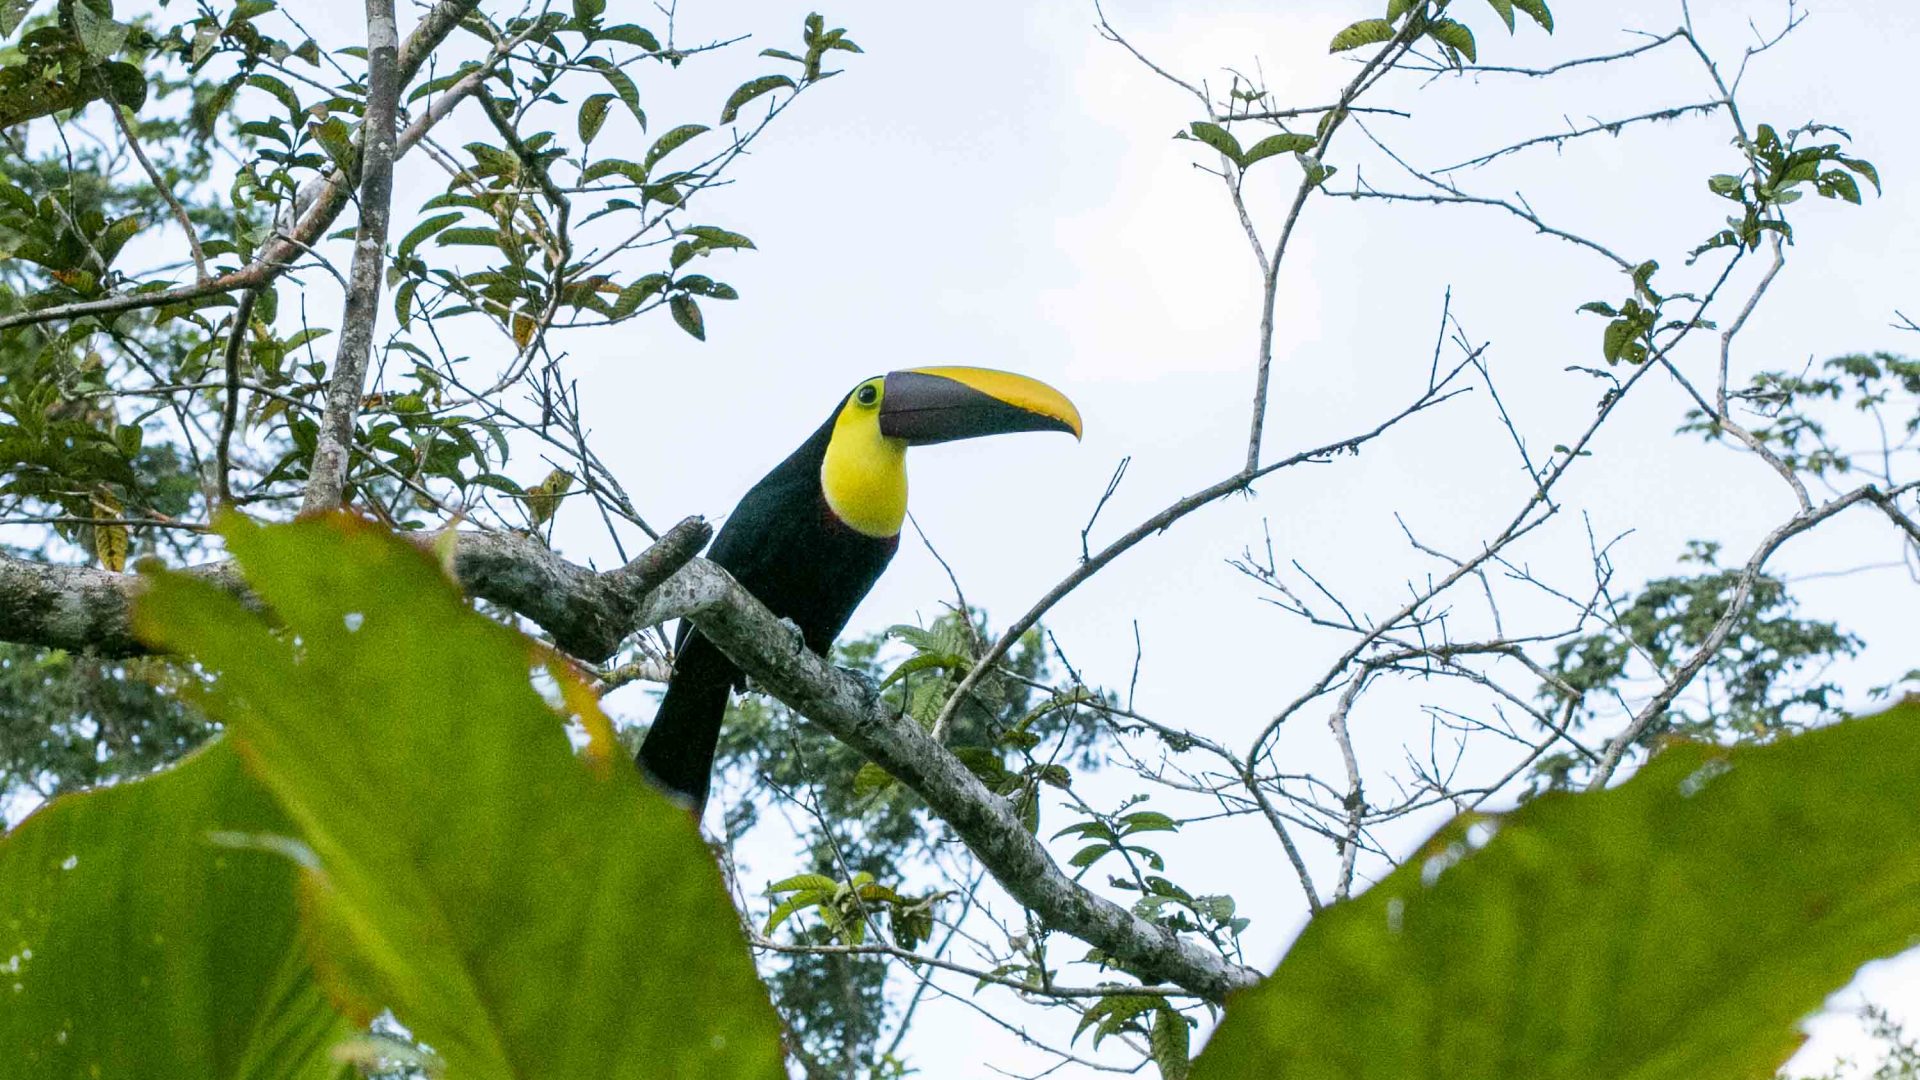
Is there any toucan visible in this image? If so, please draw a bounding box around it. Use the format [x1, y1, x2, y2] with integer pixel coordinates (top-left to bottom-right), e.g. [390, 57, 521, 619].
[637, 367, 1083, 815]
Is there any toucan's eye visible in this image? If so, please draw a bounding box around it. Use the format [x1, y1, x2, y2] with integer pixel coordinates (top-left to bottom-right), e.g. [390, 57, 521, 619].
[856, 384, 879, 406]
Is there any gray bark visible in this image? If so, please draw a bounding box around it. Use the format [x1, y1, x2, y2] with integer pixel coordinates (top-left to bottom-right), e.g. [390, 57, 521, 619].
[0, 516, 711, 664]
[635, 559, 1266, 1002]
[303, 0, 403, 513]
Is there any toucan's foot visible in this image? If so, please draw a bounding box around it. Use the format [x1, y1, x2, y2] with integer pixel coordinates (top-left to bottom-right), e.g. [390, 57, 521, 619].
[777, 616, 806, 656]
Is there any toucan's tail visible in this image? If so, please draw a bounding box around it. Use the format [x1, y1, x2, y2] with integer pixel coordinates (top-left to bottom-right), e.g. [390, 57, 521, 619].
[637, 632, 737, 817]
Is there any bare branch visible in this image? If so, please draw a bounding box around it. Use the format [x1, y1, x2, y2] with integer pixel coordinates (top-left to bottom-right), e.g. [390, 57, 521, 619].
[929, 366, 1470, 743]
[302, 0, 403, 513]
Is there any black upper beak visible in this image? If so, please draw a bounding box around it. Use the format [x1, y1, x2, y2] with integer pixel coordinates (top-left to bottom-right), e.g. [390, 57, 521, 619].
[877, 367, 1083, 447]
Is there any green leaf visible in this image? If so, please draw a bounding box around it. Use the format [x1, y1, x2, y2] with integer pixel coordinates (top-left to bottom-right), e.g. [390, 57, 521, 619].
[1484, 0, 1515, 31]
[1190, 701, 1920, 1080]
[577, 92, 615, 145]
[1329, 18, 1395, 53]
[1426, 18, 1476, 62]
[719, 74, 796, 124]
[1187, 121, 1244, 165]
[1075, 994, 1157, 1049]
[310, 116, 354, 175]
[571, 0, 605, 23]
[613, 273, 670, 317]
[598, 24, 661, 51]
[880, 651, 966, 688]
[769, 873, 840, 895]
[0, 738, 353, 1079]
[580, 157, 649, 186]
[1151, 1005, 1193, 1080]
[93, 212, 141, 267]
[1385, 0, 1418, 20]
[132, 514, 787, 1080]
[681, 225, 755, 250]
[1239, 132, 1317, 168]
[645, 123, 708, 171]
[1510, 0, 1553, 30]
[1836, 156, 1880, 195]
[406, 63, 478, 105]
[851, 761, 897, 798]
[671, 294, 705, 340]
[520, 468, 572, 525]
[763, 893, 819, 936]
[1120, 810, 1178, 835]
[1069, 843, 1112, 868]
[245, 73, 300, 122]
[590, 59, 644, 126]
[397, 212, 461, 261]
[70, 0, 128, 58]
[435, 226, 505, 248]
[1602, 317, 1639, 364]
[1707, 173, 1744, 198]
[1817, 170, 1861, 205]
[0, 0, 39, 37]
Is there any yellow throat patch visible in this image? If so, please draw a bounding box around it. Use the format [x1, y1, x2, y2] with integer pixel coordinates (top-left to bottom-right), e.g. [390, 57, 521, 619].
[819, 379, 908, 538]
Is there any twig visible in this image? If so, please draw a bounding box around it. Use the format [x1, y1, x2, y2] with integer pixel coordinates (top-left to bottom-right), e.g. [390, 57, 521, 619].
[215, 290, 259, 507]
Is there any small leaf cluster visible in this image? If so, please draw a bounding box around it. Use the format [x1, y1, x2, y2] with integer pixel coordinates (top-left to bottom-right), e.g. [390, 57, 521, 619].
[387, 10, 857, 349]
[1692, 121, 1879, 261]
[1329, 0, 1554, 68]
[873, 616, 1110, 834]
[1176, 104, 1342, 191]
[1055, 804, 1178, 873]
[1074, 994, 1193, 1079]
[765, 870, 946, 951]
[1574, 260, 1708, 366]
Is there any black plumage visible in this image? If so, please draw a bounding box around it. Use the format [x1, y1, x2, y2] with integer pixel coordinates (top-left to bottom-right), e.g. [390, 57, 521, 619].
[637, 399, 895, 814]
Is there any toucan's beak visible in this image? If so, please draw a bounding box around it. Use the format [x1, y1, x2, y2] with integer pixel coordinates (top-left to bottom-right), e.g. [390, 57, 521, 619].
[878, 367, 1082, 446]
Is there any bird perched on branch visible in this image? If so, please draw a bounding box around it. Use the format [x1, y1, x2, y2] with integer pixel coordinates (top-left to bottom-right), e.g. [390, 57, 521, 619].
[638, 367, 1082, 816]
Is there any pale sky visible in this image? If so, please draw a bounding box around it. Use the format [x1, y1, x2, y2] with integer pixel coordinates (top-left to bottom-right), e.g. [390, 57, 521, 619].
[49, 0, 1920, 1074]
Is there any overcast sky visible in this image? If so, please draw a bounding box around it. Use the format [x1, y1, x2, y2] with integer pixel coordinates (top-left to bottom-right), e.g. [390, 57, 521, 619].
[59, 0, 1919, 1073]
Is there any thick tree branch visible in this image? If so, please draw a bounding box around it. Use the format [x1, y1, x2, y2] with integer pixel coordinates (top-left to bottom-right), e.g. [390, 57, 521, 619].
[0, 516, 712, 663]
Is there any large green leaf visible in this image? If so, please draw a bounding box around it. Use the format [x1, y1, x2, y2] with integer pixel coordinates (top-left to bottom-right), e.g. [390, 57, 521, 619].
[0, 739, 351, 1080]
[133, 514, 784, 1080]
[1193, 700, 1920, 1079]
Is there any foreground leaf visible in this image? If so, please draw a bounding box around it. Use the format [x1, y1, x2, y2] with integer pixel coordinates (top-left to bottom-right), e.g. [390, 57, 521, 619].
[0, 740, 351, 1080]
[134, 514, 785, 1080]
[1193, 700, 1920, 1079]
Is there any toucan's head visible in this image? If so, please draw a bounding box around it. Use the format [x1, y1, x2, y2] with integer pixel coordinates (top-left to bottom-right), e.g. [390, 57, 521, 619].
[821, 367, 1081, 537]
